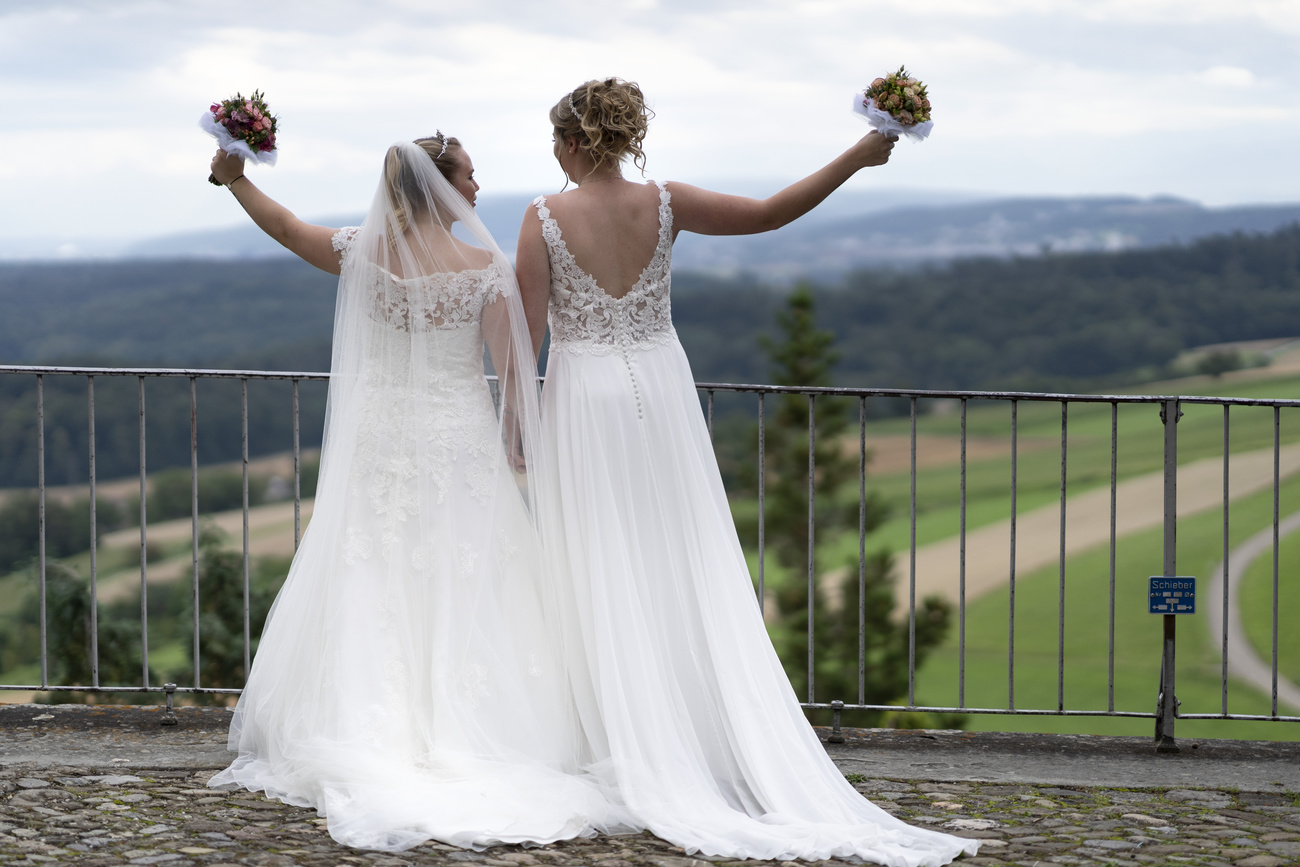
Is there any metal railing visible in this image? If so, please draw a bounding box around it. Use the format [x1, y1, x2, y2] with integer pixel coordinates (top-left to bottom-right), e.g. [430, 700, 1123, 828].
[1, 365, 327, 706]
[2, 364, 1298, 747]
[698, 380, 1300, 747]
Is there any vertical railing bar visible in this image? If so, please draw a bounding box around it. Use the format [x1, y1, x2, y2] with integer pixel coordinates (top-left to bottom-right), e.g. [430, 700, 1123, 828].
[707, 389, 715, 441]
[806, 393, 816, 704]
[908, 395, 917, 707]
[1272, 405, 1280, 717]
[1156, 398, 1180, 750]
[1009, 399, 1018, 711]
[958, 397, 967, 709]
[242, 379, 251, 682]
[858, 395, 867, 706]
[757, 393, 765, 610]
[1222, 403, 1230, 715]
[292, 379, 302, 550]
[36, 375, 47, 690]
[88, 376, 99, 689]
[1108, 401, 1118, 712]
[191, 377, 201, 689]
[1058, 401, 1067, 713]
[138, 376, 150, 689]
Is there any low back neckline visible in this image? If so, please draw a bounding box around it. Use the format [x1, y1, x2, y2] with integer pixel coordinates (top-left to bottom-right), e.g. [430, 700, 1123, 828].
[534, 181, 672, 302]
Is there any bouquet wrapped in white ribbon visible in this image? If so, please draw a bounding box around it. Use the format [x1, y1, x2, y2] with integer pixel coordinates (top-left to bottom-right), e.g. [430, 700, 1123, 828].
[853, 67, 933, 141]
[200, 90, 279, 184]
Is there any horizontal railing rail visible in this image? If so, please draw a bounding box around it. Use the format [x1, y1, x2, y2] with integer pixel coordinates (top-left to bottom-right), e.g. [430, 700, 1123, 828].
[2, 364, 1297, 747]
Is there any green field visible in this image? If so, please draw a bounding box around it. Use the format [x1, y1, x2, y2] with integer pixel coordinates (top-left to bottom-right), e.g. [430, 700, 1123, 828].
[857, 378, 1300, 557]
[753, 373, 1300, 740]
[1241, 528, 1300, 691]
[906, 468, 1300, 741]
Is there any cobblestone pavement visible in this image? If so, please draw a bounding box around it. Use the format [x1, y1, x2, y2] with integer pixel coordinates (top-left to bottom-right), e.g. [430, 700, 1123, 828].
[3, 765, 1300, 867]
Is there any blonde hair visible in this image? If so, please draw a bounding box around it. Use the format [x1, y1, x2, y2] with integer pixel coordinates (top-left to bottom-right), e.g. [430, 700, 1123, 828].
[383, 134, 462, 234]
[550, 78, 652, 175]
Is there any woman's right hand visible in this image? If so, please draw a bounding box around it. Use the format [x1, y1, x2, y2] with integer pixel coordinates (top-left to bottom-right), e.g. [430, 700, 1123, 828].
[210, 149, 246, 186]
[849, 131, 896, 169]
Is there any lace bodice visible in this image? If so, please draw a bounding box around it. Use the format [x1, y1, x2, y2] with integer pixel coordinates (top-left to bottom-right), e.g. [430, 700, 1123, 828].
[327, 227, 506, 540]
[532, 183, 677, 355]
[331, 226, 503, 332]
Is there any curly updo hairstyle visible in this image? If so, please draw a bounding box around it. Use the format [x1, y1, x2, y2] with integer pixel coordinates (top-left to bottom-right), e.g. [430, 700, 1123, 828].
[551, 78, 653, 175]
[384, 133, 462, 233]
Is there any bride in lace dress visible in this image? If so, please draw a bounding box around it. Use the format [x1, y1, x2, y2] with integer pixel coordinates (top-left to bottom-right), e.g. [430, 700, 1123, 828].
[204, 137, 618, 852]
[516, 79, 977, 866]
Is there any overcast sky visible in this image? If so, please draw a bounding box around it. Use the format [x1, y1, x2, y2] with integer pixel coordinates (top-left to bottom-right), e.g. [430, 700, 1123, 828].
[2, 0, 1298, 254]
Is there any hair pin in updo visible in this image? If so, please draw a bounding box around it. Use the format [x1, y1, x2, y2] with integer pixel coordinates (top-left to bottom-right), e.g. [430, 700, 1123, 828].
[567, 92, 579, 117]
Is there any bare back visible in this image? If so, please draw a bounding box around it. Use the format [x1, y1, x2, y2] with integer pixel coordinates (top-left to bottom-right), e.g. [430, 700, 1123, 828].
[535, 180, 665, 300]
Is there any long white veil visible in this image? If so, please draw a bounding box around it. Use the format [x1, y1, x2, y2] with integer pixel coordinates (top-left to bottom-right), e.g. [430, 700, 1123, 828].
[211, 142, 612, 851]
[322, 140, 544, 516]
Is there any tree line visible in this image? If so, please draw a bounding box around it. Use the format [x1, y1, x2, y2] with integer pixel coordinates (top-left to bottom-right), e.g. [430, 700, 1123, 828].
[675, 223, 1300, 391]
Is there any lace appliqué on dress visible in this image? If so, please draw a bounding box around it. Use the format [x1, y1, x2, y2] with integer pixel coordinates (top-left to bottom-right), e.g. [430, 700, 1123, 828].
[458, 541, 478, 578]
[495, 529, 518, 566]
[364, 267, 503, 333]
[344, 267, 510, 568]
[343, 528, 374, 565]
[331, 225, 361, 258]
[535, 182, 677, 357]
[460, 663, 491, 708]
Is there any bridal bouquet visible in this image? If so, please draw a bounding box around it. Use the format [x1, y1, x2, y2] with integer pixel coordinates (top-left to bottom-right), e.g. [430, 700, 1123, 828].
[201, 90, 279, 184]
[853, 67, 933, 141]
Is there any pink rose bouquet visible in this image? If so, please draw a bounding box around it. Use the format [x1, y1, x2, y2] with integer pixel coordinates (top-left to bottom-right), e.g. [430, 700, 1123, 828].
[200, 90, 279, 185]
[853, 67, 933, 141]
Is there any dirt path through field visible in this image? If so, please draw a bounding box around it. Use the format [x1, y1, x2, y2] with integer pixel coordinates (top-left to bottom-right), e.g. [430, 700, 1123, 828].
[898, 442, 1300, 609]
[1205, 512, 1300, 714]
[86, 441, 1300, 614]
[94, 499, 315, 604]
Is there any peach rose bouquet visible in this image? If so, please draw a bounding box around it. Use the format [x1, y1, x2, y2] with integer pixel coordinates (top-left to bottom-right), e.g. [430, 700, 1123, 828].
[200, 90, 279, 185]
[853, 67, 933, 141]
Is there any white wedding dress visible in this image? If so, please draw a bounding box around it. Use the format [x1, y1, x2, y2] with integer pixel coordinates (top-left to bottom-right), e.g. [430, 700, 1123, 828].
[209, 214, 619, 852]
[532, 183, 978, 866]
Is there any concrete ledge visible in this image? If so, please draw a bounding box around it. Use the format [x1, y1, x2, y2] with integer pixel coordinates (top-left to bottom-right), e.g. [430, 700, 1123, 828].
[4, 704, 1299, 794]
[0, 703, 233, 769]
[818, 726, 1300, 794]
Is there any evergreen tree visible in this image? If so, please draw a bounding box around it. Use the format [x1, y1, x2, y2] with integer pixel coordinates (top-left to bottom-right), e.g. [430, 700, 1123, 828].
[755, 284, 956, 726]
[758, 284, 865, 570]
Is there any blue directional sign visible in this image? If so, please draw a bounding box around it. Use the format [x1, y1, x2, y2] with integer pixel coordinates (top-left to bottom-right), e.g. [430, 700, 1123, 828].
[1149, 576, 1196, 614]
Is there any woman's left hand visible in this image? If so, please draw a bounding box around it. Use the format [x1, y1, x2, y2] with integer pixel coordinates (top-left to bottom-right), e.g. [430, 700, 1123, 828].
[210, 149, 245, 186]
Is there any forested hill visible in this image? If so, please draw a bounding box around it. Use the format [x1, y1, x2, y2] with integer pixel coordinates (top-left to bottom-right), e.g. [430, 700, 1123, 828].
[811, 222, 1300, 390]
[1, 224, 1298, 393]
[0, 258, 337, 368]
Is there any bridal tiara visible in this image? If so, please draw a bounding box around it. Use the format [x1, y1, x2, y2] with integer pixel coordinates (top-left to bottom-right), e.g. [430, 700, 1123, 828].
[434, 130, 449, 159]
[567, 93, 579, 117]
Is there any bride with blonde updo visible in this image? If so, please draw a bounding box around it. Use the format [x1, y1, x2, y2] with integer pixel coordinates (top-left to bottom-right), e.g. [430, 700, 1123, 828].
[516, 78, 977, 865]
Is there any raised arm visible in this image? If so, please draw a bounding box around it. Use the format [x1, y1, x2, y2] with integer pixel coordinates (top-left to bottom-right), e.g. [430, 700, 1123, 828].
[667, 131, 895, 237]
[209, 151, 344, 275]
[514, 206, 552, 358]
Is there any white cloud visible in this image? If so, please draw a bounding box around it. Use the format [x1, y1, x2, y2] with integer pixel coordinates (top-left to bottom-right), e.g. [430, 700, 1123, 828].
[1, 0, 1298, 244]
[1198, 66, 1257, 88]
